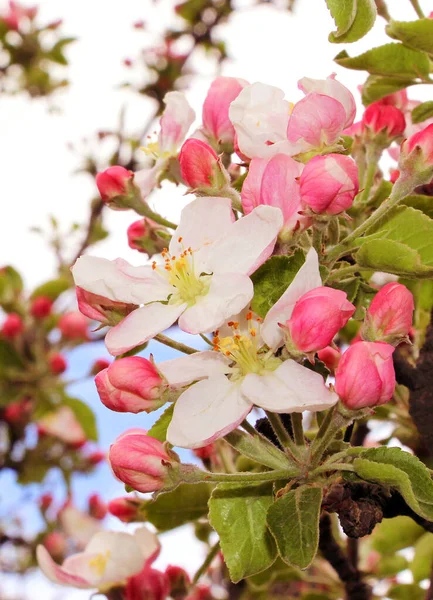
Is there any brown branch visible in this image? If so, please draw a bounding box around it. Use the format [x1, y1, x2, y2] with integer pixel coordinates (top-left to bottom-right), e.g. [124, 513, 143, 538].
[71, 198, 104, 265]
[319, 514, 372, 600]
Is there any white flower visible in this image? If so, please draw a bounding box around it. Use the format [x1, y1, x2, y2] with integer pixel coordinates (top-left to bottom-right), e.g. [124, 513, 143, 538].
[158, 250, 337, 449]
[37, 527, 159, 591]
[72, 197, 283, 356]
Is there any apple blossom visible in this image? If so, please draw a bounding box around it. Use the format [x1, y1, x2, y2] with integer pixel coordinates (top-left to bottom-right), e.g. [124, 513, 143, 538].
[126, 565, 170, 600]
[91, 358, 111, 375]
[335, 342, 396, 409]
[158, 253, 337, 449]
[43, 532, 67, 561]
[362, 103, 406, 138]
[108, 497, 142, 523]
[3, 397, 32, 424]
[127, 218, 169, 256]
[241, 153, 307, 234]
[362, 282, 414, 345]
[109, 430, 180, 493]
[2, 312, 23, 338]
[285, 287, 355, 354]
[317, 346, 341, 373]
[95, 356, 166, 413]
[58, 312, 88, 340]
[166, 565, 191, 598]
[202, 76, 247, 145]
[38, 406, 86, 447]
[48, 352, 67, 374]
[298, 74, 356, 129]
[88, 493, 107, 520]
[179, 138, 229, 191]
[59, 504, 103, 549]
[96, 166, 135, 207]
[76, 284, 137, 326]
[299, 154, 359, 215]
[72, 197, 283, 356]
[37, 527, 160, 591]
[400, 123, 433, 168]
[30, 295, 53, 318]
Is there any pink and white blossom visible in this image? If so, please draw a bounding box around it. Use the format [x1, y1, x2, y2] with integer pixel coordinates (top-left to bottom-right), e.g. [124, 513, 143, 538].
[362, 282, 414, 345]
[72, 197, 283, 356]
[298, 74, 356, 129]
[202, 76, 248, 145]
[158, 253, 337, 449]
[38, 406, 86, 447]
[241, 153, 308, 234]
[37, 527, 159, 591]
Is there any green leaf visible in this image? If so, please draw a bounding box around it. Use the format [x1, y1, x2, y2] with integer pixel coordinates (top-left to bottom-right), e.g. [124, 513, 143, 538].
[386, 19, 433, 56]
[356, 207, 433, 278]
[353, 447, 433, 520]
[0, 340, 23, 371]
[335, 43, 430, 79]
[388, 583, 425, 600]
[225, 429, 297, 471]
[411, 532, 433, 583]
[402, 194, 433, 218]
[266, 486, 322, 570]
[30, 277, 71, 300]
[63, 397, 98, 442]
[147, 404, 174, 442]
[325, 0, 356, 39]
[209, 482, 277, 582]
[251, 251, 305, 318]
[328, 0, 376, 43]
[142, 482, 211, 531]
[377, 554, 408, 577]
[372, 516, 425, 554]
[361, 75, 416, 105]
[412, 101, 433, 124]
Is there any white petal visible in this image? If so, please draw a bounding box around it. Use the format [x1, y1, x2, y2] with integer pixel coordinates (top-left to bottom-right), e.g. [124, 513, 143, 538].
[261, 248, 321, 349]
[167, 375, 252, 448]
[208, 206, 283, 276]
[60, 506, 102, 549]
[106, 303, 187, 356]
[169, 197, 234, 259]
[133, 527, 161, 563]
[178, 273, 253, 334]
[134, 164, 160, 200]
[36, 546, 91, 589]
[242, 361, 338, 413]
[72, 256, 173, 305]
[158, 350, 232, 387]
[159, 91, 195, 154]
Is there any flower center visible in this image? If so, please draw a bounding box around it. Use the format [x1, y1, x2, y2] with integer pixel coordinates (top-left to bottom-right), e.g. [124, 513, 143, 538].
[213, 312, 281, 378]
[152, 239, 209, 306]
[88, 551, 110, 577]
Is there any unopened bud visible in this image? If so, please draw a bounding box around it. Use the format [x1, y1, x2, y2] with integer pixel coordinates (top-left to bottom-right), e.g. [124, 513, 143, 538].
[165, 565, 191, 599]
[76, 287, 137, 326]
[96, 166, 140, 210]
[58, 312, 88, 340]
[49, 353, 67, 374]
[179, 139, 230, 192]
[30, 296, 53, 318]
[2, 313, 23, 338]
[127, 218, 170, 257]
[108, 496, 142, 523]
[88, 493, 107, 520]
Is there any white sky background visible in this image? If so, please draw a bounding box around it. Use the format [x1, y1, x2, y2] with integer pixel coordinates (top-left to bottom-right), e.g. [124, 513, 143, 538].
[1, 0, 432, 598]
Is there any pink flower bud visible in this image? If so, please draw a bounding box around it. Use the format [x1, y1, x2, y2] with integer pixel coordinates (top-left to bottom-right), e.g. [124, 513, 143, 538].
[179, 139, 229, 191]
[76, 286, 136, 325]
[390, 169, 400, 183]
[3, 398, 32, 425]
[127, 219, 170, 257]
[362, 103, 406, 137]
[109, 431, 179, 493]
[108, 497, 142, 523]
[299, 154, 359, 215]
[286, 287, 355, 354]
[165, 565, 191, 598]
[126, 566, 170, 600]
[58, 312, 88, 340]
[2, 313, 23, 338]
[88, 493, 107, 520]
[202, 77, 247, 145]
[91, 358, 111, 375]
[87, 449, 106, 465]
[43, 532, 67, 561]
[96, 166, 134, 204]
[30, 296, 53, 318]
[401, 123, 433, 167]
[39, 493, 53, 512]
[335, 341, 396, 409]
[48, 353, 67, 375]
[362, 282, 414, 345]
[317, 346, 341, 373]
[193, 443, 216, 461]
[95, 357, 165, 414]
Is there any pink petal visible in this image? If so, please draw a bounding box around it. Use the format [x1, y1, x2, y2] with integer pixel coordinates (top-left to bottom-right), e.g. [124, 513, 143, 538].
[158, 351, 232, 387]
[261, 248, 321, 349]
[167, 375, 252, 448]
[36, 546, 91, 588]
[208, 205, 283, 276]
[242, 360, 338, 413]
[105, 303, 187, 356]
[178, 273, 253, 334]
[298, 74, 356, 129]
[241, 158, 268, 214]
